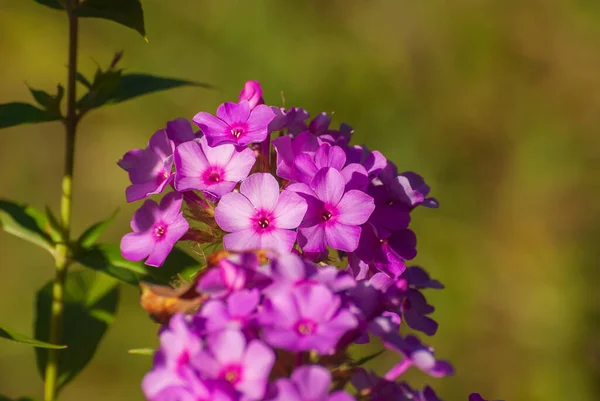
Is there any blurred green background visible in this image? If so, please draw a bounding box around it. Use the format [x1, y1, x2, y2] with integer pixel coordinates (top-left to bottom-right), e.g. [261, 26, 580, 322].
[1, 0, 600, 400]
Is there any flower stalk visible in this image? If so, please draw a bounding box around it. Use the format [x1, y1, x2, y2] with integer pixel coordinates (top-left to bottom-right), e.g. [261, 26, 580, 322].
[44, 1, 79, 400]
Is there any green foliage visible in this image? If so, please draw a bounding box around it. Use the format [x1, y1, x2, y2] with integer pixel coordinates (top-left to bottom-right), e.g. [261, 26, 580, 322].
[0, 325, 66, 349]
[0, 103, 61, 129]
[0, 396, 38, 401]
[74, 243, 200, 286]
[44, 207, 65, 244]
[0, 200, 54, 254]
[28, 84, 64, 119]
[35, 271, 120, 394]
[77, 209, 118, 248]
[77, 70, 204, 114]
[75, 0, 146, 37]
[33, 0, 63, 10]
[128, 348, 154, 356]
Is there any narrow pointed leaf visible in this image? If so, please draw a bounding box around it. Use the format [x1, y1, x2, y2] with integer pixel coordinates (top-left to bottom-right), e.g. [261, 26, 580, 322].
[0, 325, 66, 349]
[76, 72, 93, 89]
[74, 243, 200, 286]
[76, 69, 122, 111]
[28, 88, 54, 109]
[0, 103, 61, 129]
[35, 271, 120, 393]
[74, 0, 145, 37]
[45, 206, 64, 243]
[111, 74, 211, 104]
[78, 209, 118, 248]
[128, 348, 154, 356]
[0, 200, 54, 253]
[33, 0, 63, 10]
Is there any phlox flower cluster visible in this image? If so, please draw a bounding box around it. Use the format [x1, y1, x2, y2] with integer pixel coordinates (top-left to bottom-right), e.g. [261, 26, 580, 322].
[118, 80, 501, 401]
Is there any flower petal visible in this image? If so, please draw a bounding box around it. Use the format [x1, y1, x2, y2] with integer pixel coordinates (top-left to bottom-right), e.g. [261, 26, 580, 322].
[272, 190, 307, 229]
[260, 229, 297, 254]
[217, 101, 250, 124]
[200, 137, 235, 166]
[223, 147, 256, 182]
[159, 192, 185, 223]
[336, 190, 375, 225]
[174, 141, 210, 179]
[166, 118, 195, 145]
[131, 199, 159, 231]
[297, 224, 327, 253]
[148, 129, 174, 160]
[214, 193, 255, 231]
[325, 223, 361, 252]
[314, 144, 346, 170]
[244, 104, 275, 143]
[293, 153, 318, 184]
[207, 329, 246, 363]
[120, 232, 153, 262]
[240, 173, 280, 212]
[223, 228, 261, 251]
[193, 112, 229, 145]
[310, 168, 345, 205]
[290, 365, 332, 401]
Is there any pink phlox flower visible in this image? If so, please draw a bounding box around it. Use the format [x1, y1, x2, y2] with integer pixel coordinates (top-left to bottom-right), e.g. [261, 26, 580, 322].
[238, 80, 264, 110]
[271, 365, 355, 401]
[174, 136, 255, 199]
[214, 173, 308, 254]
[269, 107, 310, 134]
[120, 192, 189, 267]
[193, 101, 275, 147]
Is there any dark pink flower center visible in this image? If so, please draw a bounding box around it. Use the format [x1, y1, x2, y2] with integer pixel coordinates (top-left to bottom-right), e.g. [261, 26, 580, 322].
[254, 211, 275, 232]
[229, 123, 248, 139]
[155, 170, 170, 184]
[154, 224, 167, 239]
[294, 318, 318, 336]
[220, 364, 243, 385]
[258, 217, 270, 229]
[321, 210, 333, 221]
[202, 166, 225, 185]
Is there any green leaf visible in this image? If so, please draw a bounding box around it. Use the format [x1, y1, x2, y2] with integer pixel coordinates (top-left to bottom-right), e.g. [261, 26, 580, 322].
[0, 200, 54, 253]
[0, 103, 61, 129]
[74, 243, 200, 286]
[351, 349, 385, 367]
[0, 324, 66, 349]
[76, 69, 123, 112]
[27, 85, 64, 118]
[77, 209, 118, 248]
[128, 348, 154, 356]
[33, 0, 63, 10]
[75, 0, 146, 37]
[35, 271, 120, 393]
[76, 72, 93, 89]
[44, 206, 64, 243]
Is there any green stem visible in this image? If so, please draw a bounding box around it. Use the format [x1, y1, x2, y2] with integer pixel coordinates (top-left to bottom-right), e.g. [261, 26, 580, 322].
[44, 2, 78, 400]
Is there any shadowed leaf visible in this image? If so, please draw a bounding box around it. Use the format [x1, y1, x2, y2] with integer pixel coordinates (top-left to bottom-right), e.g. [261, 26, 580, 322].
[0, 325, 66, 349]
[74, 243, 200, 286]
[35, 271, 119, 394]
[0, 103, 61, 129]
[33, 0, 63, 10]
[75, 0, 145, 37]
[0, 200, 54, 253]
[77, 209, 118, 248]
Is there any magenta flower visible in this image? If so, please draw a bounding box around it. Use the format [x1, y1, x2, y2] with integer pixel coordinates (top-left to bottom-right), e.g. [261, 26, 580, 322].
[287, 168, 374, 255]
[155, 314, 203, 371]
[379, 163, 439, 209]
[384, 334, 454, 379]
[193, 101, 275, 147]
[214, 173, 307, 253]
[238, 80, 264, 110]
[271, 365, 355, 401]
[143, 368, 237, 401]
[199, 289, 260, 333]
[166, 118, 198, 145]
[272, 131, 320, 182]
[120, 129, 174, 202]
[120, 192, 189, 267]
[259, 283, 357, 354]
[174, 136, 255, 198]
[345, 144, 387, 179]
[269, 107, 310, 133]
[193, 329, 274, 400]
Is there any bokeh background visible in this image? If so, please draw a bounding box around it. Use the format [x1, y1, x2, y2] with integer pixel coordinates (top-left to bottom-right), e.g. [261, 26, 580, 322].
[1, 0, 600, 400]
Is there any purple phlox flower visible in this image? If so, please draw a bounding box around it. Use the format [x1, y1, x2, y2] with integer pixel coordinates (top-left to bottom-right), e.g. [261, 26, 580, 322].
[264, 253, 355, 296]
[353, 223, 416, 279]
[193, 100, 275, 147]
[401, 289, 438, 336]
[215, 173, 308, 253]
[366, 182, 412, 236]
[345, 144, 387, 179]
[156, 314, 203, 371]
[379, 163, 439, 209]
[271, 365, 355, 401]
[367, 311, 401, 338]
[384, 334, 454, 379]
[259, 283, 357, 354]
[403, 266, 444, 290]
[269, 107, 310, 133]
[395, 383, 444, 401]
[144, 366, 238, 401]
[120, 192, 189, 267]
[166, 118, 200, 146]
[318, 122, 353, 148]
[197, 252, 271, 298]
[174, 136, 255, 199]
[351, 370, 410, 401]
[199, 289, 260, 333]
[293, 143, 369, 191]
[121, 129, 175, 202]
[193, 329, 275, 400]
[288, 167, 375, 256]
[238, 80, 264, 110]
[308, 112, 331, 135]
[272, 131, 320, 182]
